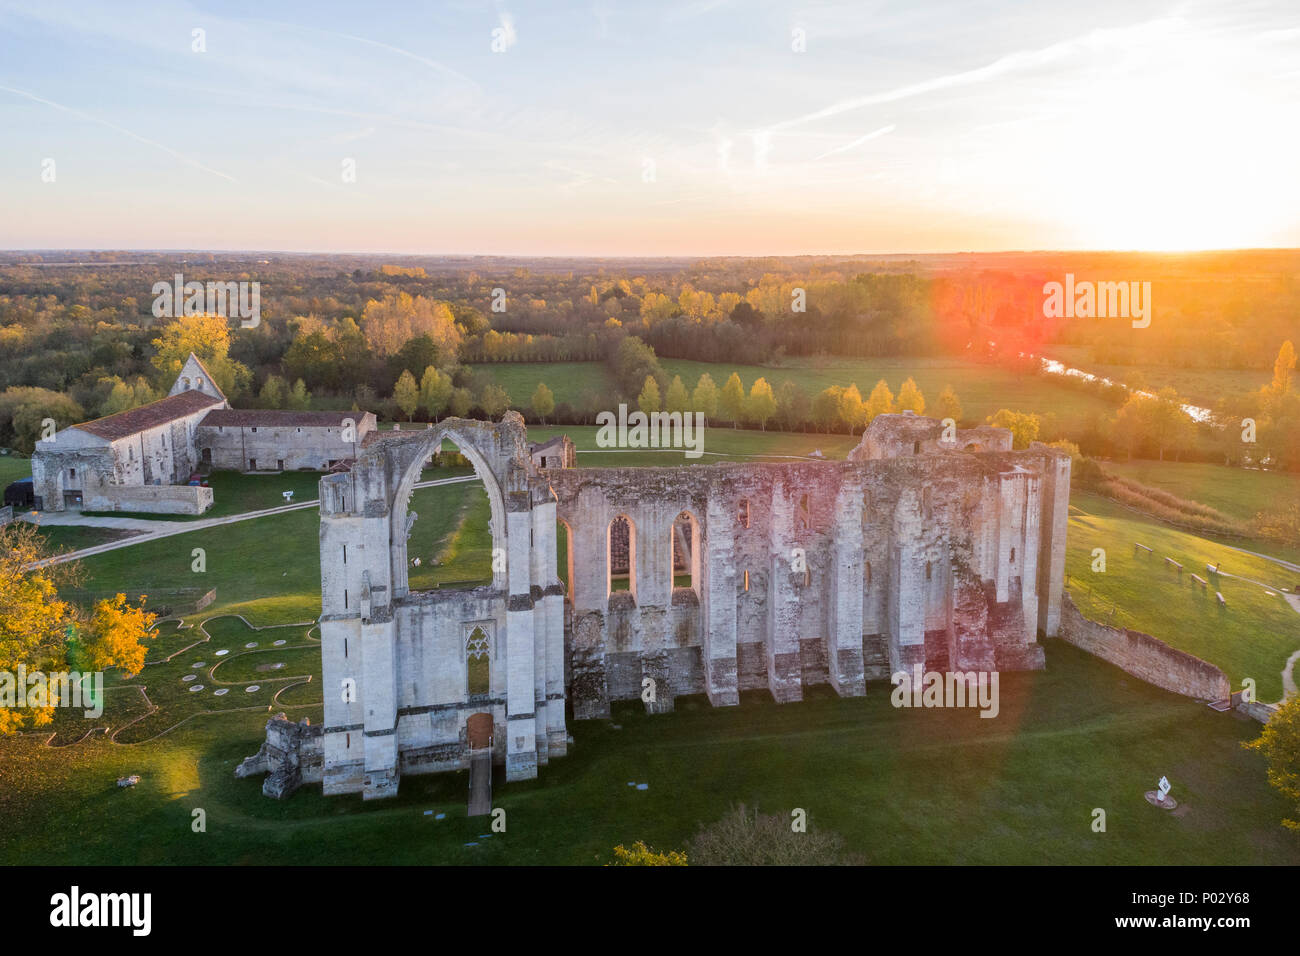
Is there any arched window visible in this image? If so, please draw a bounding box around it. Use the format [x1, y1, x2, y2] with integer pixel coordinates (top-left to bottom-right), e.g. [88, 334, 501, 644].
[608, 515, 637, 598]
[466, 627, 490, 697]
[670, 511, 699, 594]
[925, 560, 933, 581]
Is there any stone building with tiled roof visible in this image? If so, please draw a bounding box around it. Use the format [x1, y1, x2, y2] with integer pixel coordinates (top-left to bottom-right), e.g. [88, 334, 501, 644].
[31, 353, 377, 513]
[32, 354, 228, 514]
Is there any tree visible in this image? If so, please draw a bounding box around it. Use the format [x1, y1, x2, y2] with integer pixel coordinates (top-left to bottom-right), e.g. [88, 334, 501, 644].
[638, 376, 662, 415]
[1110, 392, 1157, 459]
[420, 366, 452, 421]
[0, 387, 85, 453]
[776, 379, 810, 432]
[896, 377, 925, 414]
[449, 387, 473, 418]
[664, 375, 690, 416]
[688, 804, 863, 865]
[864, 379, 894, 423]
[1272, 340, 1296, 397]
[935, 384, 962, 423]
[1244, 695, 1300, 830]
[80, 593, 156, 678]
[531, 382, 555, 424]
[479, 383, 511, 419]
[747, 377, 777, 430]
[360, 293, 462, 358]
[258, 374, 288, 409]
[393, 370, 420, 421]
[692, 373, 719, 421]
[837, 383, 865, 434]
[812, 386, 844, 433]
[101, 380, 137, 416]
[987, 408, 1041, 449]
[0, 525, 153, 735]
[720, 373, 746, 427]
[150, 313, 251, 399]
[608, 842, 687, 866]
[287, 378, 312, 411]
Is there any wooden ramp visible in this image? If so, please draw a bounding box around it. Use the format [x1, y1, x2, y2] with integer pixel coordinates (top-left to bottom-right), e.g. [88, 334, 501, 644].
[468, 751, 492, 817]
[466, 712, 493, 817]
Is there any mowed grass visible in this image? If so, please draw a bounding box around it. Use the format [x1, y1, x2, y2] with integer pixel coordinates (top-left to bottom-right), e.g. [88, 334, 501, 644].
[1066, 491, 1300, 702]
[1, 640, 1296, 865]
[0, 455, 31, 487]
[70, 478, 484, 624]
[468, 361, 614, 407]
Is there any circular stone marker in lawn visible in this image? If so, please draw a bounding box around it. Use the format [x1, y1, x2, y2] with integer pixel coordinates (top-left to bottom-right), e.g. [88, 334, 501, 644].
[182, 674, 196, 682]
[215, 650, 229, 656]
[245, 685, 260, 693]
[256, 662, 285, 672]
[273, 640, 286, 646]
[189, 685, 204, 692]
[1144, 790, 1178, 810]
[245, 642, 257, 648]
[213, 689, 229, 696]
[191, 662, 205, 668]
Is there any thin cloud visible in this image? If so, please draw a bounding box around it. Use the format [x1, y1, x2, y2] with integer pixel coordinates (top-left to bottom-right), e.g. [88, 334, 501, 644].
[0, 85, 237, 182]
[813, 124, 895, 160]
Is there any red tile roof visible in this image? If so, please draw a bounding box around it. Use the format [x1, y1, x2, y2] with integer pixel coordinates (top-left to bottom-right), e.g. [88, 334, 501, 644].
[74, 390, 225, 441]
[198, 409, 370, 429]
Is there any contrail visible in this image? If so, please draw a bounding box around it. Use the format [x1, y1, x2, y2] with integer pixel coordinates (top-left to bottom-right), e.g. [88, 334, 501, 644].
[813, 124, 895, 160]
[0, 85, 237, 182]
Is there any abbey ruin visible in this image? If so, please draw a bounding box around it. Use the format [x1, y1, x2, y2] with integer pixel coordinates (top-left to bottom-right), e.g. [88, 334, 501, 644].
[239, 410, 1071, 800]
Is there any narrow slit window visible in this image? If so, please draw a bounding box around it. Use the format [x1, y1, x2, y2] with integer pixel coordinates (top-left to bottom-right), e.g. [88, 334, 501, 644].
[797, 494, 810, 530]
[738, 498, 750, 528]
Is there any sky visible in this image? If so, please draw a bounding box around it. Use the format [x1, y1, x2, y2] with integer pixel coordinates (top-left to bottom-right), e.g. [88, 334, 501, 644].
[1, 0, 1299, 255]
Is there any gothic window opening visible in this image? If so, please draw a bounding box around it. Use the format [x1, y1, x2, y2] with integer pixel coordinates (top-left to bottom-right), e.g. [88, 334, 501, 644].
[466, 626, 490, 697]
[608, 515, 636, 597]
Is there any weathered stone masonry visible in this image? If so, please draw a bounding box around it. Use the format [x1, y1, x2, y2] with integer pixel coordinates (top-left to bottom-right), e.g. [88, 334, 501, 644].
[242, 410, 1071, 799]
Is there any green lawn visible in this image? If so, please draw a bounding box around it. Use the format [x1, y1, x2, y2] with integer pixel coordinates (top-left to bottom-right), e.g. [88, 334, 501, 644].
[1, 638, 1295, 864]
[468, 361, 614, 407]
[0, 454, 31, 488]
[1066, 491, 1300, 702]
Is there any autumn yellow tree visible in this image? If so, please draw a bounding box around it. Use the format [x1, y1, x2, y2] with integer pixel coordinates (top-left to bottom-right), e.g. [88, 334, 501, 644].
[150, 313, 252, 398]
[0, 524, 154, 734]
[360, 293, 463, 358]
[747, 378, 777, 430]
[393, 370, 419, 420]
[864, 379, 894, 423]
[1244, 695, 1300, 830]
[692, 374, 719, 421]
[719, 373, 745, 427]
[531, 382, 555, 424]
[638, 376, 662, 416]
[896, 377, 925, 414]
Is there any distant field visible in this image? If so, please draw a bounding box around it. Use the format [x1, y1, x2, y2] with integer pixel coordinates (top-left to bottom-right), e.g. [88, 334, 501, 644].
[1046, 346, 1268, 407]
[524, 425, 859, 466]
[468, 361, 614, 407]
[473, 357, 1119, 437]
[1066, 490, 1300, 702]
[1102, 459, 1300, 526]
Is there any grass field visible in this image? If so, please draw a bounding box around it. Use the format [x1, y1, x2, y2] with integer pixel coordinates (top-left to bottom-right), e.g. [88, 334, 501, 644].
[1, 637, 1295, 865]
[0, 454, 31, 488]
[1066, 491, 1300, 702]
[471, 357, 1121, 436]
[1102, 459, 1300, 527]
[70, 476, 485, 623]
[1046, 346, 1268, 408]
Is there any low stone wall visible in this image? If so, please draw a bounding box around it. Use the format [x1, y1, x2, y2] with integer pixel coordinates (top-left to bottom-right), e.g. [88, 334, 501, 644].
[235, 713, 323, 798]
[84, 483, 213, 515]
[1059, 592, 1230, 702]
[0, 505, 12, 527]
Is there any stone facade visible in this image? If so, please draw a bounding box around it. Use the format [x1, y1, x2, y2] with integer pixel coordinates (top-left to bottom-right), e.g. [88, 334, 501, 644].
[241, 410, 1072, 799]
[32, 354, 226, 514]
[195, 409, 376, 471]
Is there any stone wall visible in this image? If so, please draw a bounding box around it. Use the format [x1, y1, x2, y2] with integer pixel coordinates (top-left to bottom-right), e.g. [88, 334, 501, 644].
[1058, 592, 1230, 701]
[83, 483, 213, 515]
